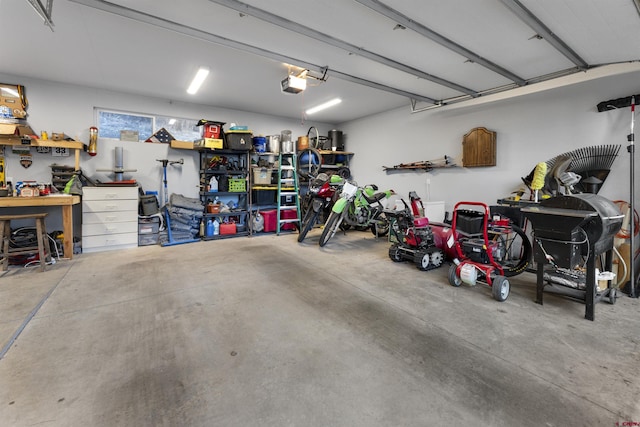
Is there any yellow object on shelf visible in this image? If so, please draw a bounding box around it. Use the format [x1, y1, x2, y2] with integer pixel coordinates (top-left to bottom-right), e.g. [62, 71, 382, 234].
[531, 162, 547, 190]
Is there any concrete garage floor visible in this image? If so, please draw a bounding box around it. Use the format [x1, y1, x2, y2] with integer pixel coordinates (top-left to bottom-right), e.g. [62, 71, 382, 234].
[1, 230, 639, 426]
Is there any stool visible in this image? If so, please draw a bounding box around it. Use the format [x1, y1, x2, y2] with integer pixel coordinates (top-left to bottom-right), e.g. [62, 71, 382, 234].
[0, 213, 49, 272]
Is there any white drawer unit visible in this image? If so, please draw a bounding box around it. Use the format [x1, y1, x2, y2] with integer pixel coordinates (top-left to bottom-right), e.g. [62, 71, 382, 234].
[82, 186, 139, 253]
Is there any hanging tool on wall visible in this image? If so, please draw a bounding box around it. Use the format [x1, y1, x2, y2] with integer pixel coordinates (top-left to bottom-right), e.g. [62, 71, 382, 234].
[88, 126, 98, 156]
[383, 155, 456, 172]
[0, 153, 5, 186]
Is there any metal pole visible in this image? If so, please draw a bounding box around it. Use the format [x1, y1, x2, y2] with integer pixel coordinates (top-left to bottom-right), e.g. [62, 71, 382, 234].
[629, 98, 637, 297]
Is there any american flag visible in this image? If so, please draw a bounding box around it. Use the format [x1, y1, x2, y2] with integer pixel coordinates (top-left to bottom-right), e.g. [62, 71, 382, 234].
[146, 128, 175, 143]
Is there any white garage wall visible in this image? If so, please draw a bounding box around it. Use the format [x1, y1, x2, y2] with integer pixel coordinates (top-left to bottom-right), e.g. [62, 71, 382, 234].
[339, 70, 640, 217]
[2, 71, 639, 233]
[0, 72, 333, 232]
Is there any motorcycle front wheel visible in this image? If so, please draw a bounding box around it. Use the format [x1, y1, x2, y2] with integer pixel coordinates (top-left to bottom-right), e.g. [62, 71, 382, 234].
[298, 208, 320, 243]
[319, 211, 342, 247]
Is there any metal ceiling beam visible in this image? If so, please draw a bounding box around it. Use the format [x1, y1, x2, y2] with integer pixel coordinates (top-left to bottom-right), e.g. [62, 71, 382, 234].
[67, 0, 438, 105]
[353, 0, 526, 86]
[499, 0, 589, 70]
[25, 0, 55, 31]
[634, 0, 640, 18]
[206, 0, 478, 97]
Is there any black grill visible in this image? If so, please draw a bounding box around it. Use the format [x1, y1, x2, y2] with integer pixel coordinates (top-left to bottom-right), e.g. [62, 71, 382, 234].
[522, 194, 623, 320]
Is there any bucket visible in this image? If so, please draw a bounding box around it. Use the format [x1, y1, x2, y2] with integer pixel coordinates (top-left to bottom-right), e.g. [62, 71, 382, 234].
[252, 136, 267, 153]
[281, 129, 292, 142]
[297, 136, 309, 151]
[139, 194, 159, 216]
[267, 135, 280, 154]
[281, 129, 294, 153]
[281, 140, 295, 153]
[328, 129, 343, 151]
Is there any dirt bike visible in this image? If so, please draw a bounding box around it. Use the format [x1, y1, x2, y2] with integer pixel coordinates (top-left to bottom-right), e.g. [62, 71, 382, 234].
[297, 172, 344, 242]
[319, 181, 394, 247]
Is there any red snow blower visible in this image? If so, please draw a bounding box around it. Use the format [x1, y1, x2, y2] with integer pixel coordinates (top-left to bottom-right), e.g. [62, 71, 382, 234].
[387, 191, 445, 271]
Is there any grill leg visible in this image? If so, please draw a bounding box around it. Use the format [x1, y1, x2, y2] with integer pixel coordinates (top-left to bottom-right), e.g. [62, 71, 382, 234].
[585, 255, 596, 321]
[535, 256, 545, 305]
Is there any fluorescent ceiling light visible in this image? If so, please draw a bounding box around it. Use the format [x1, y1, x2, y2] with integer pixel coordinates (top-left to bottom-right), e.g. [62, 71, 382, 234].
[168, 118, 176, 125]
[187, 67, 210, 94]
[306, 98, 342, 115]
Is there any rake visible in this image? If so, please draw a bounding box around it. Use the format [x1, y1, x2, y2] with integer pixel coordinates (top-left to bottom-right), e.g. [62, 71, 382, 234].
[521, 144, 621, 195]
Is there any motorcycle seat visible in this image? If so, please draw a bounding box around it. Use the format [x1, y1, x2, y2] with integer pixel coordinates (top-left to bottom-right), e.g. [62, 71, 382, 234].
[362, 191, 388, 204]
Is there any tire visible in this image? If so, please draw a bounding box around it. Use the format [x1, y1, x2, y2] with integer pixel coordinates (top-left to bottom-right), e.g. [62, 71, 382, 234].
[298, 208, 320, 243]
[493, 225, 532, 277]
[371, 213, 390, 237]
[319, 211, 342, 247]
[608, 288, 617, 305]
[389, 244, 403, 262]
[448, 264, 462, 287]
[491, 276, 510, 302]
[428, 248, 445, 269]
[415, 250, 430, 271]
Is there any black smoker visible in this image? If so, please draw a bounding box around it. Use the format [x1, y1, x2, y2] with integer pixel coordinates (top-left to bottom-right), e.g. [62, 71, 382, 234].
[522, 194, 623, 320]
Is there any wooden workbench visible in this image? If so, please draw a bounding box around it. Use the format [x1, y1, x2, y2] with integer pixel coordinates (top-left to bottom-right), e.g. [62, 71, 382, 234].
[0, 194, 81, 259]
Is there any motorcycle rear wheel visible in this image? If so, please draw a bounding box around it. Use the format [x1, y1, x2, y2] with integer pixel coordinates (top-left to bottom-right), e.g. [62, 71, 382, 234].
[319, 211, 342, 247]
[370, 212, 390, 237]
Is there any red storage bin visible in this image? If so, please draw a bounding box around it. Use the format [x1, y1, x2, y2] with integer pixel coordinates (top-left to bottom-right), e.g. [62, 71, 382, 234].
[281, 208, 298, 230]
[261, 209, 277, 232]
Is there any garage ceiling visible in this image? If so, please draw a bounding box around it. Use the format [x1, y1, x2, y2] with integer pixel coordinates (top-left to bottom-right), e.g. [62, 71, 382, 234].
[2, 0, 640, 124]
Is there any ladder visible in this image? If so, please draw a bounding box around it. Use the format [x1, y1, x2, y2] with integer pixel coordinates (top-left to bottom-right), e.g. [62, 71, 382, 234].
[276, 152, 301, 235]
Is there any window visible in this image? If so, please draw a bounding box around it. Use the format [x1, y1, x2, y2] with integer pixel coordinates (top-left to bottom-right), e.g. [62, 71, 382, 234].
[95, 108, 201, 142]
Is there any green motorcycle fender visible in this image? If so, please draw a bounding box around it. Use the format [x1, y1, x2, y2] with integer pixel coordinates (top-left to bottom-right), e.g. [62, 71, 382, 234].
[332, 197, 349, 214]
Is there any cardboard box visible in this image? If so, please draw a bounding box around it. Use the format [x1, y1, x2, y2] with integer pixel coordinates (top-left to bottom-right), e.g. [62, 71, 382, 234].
[170, 140, 194, 150]
[0, 123, 35, 138]
[194, 138, 224, 149]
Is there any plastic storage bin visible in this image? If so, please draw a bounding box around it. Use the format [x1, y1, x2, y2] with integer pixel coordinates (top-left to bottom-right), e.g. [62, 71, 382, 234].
[261, 209, 277, 232]
[252, 168, 273, 185]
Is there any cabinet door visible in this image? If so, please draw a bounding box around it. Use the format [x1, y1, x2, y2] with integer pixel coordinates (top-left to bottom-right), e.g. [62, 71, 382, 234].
[462, 127, 496, 167]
